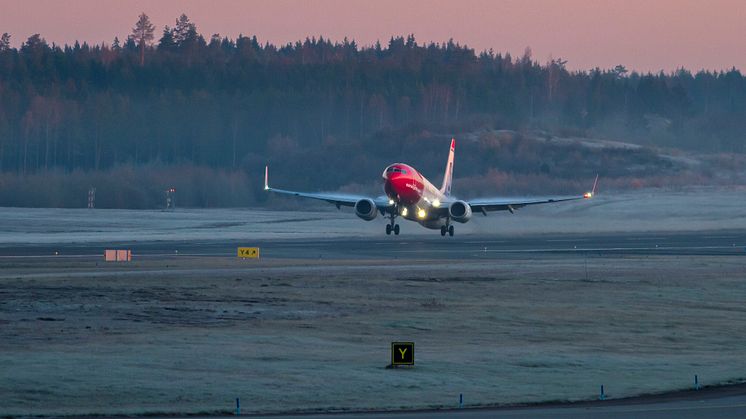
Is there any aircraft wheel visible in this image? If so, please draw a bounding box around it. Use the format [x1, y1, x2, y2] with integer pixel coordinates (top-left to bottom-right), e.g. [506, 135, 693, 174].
[394, 224, 400, 235]
[448, 225, 454, 237]
[440, 226, 447, 236]
[386, 224, 392, 235]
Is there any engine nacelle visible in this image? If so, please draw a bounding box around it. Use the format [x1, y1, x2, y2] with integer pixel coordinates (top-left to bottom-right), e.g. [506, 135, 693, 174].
[448, 200, 472, 223]
[354, 198, 378, 221]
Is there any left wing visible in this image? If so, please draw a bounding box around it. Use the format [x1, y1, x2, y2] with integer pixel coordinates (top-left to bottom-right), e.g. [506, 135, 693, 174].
[467, 175, 598, 215]
[264, 166, 390, 209]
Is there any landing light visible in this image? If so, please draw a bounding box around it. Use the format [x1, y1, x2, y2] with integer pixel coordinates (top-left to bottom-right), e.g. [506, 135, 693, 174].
[417, 208, 427, 219]
[401, 207, 408, 216]
[584, 192, 593, 199]
[388, 199, 395, 205]
[433, 199, 441, 208]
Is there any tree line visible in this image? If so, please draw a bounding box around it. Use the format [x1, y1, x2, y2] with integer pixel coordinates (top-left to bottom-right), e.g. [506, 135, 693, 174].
[0, 13, 744, 200]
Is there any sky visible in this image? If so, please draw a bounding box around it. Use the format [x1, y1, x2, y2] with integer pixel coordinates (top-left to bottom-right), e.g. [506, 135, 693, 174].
[2, 0, 745, 73]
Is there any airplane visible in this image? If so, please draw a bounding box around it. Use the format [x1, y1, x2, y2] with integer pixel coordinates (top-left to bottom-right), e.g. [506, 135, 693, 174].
[264, 138, 597, 236]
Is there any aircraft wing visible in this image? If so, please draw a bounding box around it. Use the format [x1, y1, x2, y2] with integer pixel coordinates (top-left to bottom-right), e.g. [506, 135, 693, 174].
[264, 166, 391, 209]
[467, 175, 599, 214]
[267, 187, 390, 208]
[467, 195, 586, 214]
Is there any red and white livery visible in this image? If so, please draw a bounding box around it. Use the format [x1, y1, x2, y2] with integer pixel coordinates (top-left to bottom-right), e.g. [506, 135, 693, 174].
[264, 139, 597, 236]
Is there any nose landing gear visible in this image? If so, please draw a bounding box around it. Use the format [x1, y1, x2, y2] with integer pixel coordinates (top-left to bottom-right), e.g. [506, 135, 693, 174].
[386, 211, 400, 235]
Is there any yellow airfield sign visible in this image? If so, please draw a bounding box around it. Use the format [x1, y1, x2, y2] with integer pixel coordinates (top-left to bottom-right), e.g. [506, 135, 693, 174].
[237, 247, 260, 259]
[391, 342, 414, 366]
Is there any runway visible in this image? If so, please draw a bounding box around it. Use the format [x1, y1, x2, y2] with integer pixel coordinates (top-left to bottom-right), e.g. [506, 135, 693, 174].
[145, 383, 746, 419]
[251, 389, 746, 419]
[2, 229, 746, 259]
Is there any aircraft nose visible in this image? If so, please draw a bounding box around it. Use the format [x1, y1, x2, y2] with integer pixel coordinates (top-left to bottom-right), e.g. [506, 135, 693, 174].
[383, 173, 396, 192]
[383, 169, 402, 185]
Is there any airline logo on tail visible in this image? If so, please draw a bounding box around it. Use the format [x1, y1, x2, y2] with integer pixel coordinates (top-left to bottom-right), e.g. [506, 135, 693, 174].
[440, 138, 455, 196]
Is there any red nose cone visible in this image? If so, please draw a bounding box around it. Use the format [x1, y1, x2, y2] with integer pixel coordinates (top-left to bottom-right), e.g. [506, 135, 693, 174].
[384, 171, 422, 206]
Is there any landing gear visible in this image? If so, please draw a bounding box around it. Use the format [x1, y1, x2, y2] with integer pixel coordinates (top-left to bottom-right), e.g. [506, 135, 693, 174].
[386, 212, 400, 235]
[441, 220, 455, 237]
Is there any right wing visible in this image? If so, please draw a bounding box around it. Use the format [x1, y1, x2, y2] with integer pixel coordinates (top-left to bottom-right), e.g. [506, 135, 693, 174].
[468, 195, 588, 214]
[467, 175, 599, 215]
[264, 166, 390, 209]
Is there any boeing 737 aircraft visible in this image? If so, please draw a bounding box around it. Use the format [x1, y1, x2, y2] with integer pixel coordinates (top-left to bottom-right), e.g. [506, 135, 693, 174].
[264, 139, 597, 236]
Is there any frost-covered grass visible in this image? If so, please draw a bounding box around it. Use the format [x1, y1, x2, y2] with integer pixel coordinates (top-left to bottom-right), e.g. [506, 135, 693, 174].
[1, 255, 746, 416]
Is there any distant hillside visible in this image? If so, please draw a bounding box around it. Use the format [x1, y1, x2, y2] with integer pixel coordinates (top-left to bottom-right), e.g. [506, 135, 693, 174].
[2, 127, 743, 209]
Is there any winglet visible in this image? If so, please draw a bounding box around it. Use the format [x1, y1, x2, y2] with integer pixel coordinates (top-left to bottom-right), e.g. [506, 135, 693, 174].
[584, 174, 599, 199]
[592, 174, 599, 195]
[264, 166, 270, 190]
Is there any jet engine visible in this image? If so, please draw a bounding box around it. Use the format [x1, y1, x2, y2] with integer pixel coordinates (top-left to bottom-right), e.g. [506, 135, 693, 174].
[354, 198, 378, 221]
[448, 200, 472, 223]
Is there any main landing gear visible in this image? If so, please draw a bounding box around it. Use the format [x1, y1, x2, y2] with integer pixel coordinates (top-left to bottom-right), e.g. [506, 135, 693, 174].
[440, 224, 454, 237]
[386, 211, 400, 235]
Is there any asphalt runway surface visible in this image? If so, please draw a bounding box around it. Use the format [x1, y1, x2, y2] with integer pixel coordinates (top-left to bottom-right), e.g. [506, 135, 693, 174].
[257, 396, 746, 419]
[2, 229, 746, 259]
[254, 399, 746, 418]
[166, 384, 746, 418]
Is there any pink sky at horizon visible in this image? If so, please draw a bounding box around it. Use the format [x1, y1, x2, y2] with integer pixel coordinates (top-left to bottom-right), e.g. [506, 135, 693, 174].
[2, 0, 745, 73]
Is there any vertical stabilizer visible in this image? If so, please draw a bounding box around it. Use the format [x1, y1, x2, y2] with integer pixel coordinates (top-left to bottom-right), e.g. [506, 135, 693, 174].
[440, 138, 456, 196]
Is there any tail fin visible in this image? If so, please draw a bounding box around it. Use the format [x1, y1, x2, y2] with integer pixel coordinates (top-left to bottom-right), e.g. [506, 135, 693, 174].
[440, 138, 456, 196]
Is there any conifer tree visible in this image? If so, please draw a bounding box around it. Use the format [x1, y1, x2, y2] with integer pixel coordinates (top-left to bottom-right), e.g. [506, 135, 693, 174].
[0, 33, 10, 51]
[130, 13, 155, 66]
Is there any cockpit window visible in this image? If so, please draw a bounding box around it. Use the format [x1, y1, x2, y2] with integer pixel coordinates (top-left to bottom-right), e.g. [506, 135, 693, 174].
[386, 167, 408, 174]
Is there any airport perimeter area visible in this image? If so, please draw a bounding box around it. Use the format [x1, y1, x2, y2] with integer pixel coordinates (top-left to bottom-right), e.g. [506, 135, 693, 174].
[2, 189, 746, 416]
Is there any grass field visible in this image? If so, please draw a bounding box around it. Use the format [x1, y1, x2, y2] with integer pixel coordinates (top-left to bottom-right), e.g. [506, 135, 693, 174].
[2, 253, 746, 415]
